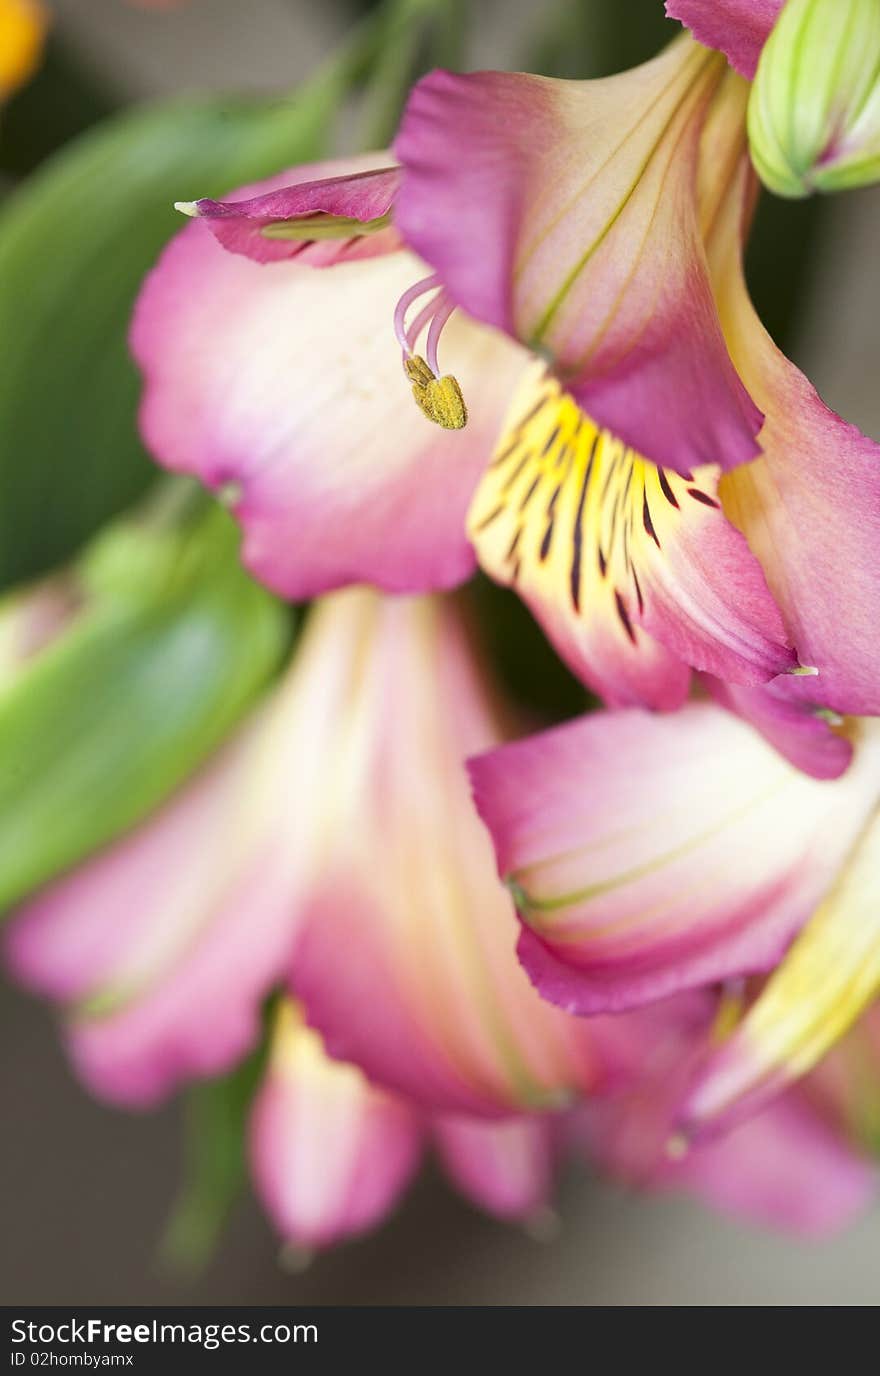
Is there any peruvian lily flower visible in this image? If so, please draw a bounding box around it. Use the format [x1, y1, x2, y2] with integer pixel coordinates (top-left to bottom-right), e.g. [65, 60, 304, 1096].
[254, 992, 874, 1249]
[5, 584, 868, 1244]
[469, 699, 880, 1019]
[472, 692, 880, 1150]
[251, 999, 565, 1249]
[4, 587, 599, 1121]
[133, 24, 880, 721]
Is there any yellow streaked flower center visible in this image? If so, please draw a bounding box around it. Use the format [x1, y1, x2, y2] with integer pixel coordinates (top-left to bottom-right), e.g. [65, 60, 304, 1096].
[468, 375, 720, 646]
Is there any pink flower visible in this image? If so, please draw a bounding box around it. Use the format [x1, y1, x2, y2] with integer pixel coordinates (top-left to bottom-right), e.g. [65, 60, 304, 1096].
[5, 590, 598, 1113]
[4, 589, 599, 1241]
[471, 692, 880, 1149]
[6, 587, 869, 1243]
[132, 33, 880, 721]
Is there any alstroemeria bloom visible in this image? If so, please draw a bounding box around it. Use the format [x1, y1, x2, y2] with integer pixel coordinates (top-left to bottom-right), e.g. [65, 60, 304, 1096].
[133, 28, 880, 726]
[5, 588, 602, 1115]
[472, 692, 880, 1154]
[5, 585, 869, 1243]
[4, 588, 613, 1242]
[251, 999, 567, 1248]
[255, 993, 874, 1247]
[470, 699, 880, 1021]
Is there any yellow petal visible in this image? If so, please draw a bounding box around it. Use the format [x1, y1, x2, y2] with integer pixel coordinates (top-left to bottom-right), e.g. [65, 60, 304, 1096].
[0, 0, 48, 101]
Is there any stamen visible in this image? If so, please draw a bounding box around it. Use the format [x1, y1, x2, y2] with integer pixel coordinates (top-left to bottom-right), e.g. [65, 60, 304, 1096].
[392, 273, 441, 354]
[393, 273, 468, 430]
[425, 295, 456, 378]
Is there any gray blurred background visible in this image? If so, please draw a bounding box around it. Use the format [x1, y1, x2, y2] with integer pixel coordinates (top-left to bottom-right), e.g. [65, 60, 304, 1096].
[2, 0, 879, 1307]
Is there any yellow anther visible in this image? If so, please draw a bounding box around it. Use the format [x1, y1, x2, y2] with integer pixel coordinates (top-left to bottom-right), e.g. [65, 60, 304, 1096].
[711, 987, 744, 1043]
[404, 355, 468, 430]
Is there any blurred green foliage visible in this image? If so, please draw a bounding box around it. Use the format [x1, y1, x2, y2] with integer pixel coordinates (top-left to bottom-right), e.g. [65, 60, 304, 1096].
[161, 1032, 270, 1276]
[0, 36, 119, 178]
[0, 504, 291, 912]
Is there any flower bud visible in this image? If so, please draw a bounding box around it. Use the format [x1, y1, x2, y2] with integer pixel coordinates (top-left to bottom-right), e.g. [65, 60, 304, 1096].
[748, 0, 880, 196]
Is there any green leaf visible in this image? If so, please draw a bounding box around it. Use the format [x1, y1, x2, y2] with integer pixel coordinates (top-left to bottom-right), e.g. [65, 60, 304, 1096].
[0, 505, 291, 912]
[0, 86, 334, 589]
[160, 1031, 270, 1276]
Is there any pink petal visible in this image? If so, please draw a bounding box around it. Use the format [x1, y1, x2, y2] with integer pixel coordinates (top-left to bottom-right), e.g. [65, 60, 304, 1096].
[3, 609, 374, 1105]
[669, 1094, 874, 1235]
[680, 790, 880, 1135]
[289, 594, 600, 1117]
[183, 160, 402, 266]
[579, 998, 874, 1235]
[394, 41, 763, 476]
[132, 209, 525, 600]
[665, 1, 784, 78]
[249, 1004, 423, 1250]
[469, 703, 880, 1014]
[713, 156, 880, 718]
[433, 1113, 558, 1221]
[5, 722, 300, 1104]
[469, 370, 793, 710]
[703, 674, 854, 781]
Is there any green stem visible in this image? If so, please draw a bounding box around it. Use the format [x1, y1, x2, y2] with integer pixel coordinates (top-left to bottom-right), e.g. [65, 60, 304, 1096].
[361, 0, 470, 150]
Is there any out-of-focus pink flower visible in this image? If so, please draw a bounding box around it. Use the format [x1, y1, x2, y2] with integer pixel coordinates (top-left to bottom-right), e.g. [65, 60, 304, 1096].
[5, 589, 599, 1114]
[4, 589, 602, 1241]
[574, 996, 874, 1237]
[250, 1000, 565, 1248]
[252, 993, 874, 1248]
[7, 587, 870, 1245]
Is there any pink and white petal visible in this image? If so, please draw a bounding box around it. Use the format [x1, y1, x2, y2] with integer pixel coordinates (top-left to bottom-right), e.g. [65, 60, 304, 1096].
[469, 703, 880, 1014]
[394, 42, 763, 476]
[183, 159, 402, 265]
[665, 1, 783, 78]
[3, 620, 362, 1107]
[132, 228, 526, 600]
[703, 673, 854, 781]
[577, 997, 873, 1234]
[680, 790, 880, 1135]
[4, 724, 263, 1008]
[5, 713, 308, 1105]
[290, 595, 599, 1117]
[712, 160, 880, 717]
[584, 1081, 873, 1235]
[470, 372, 793, 709]
[433, 1113, 559, 1222]
[249, 1004, 423, 1250]
[669, 1094, 874, 1235]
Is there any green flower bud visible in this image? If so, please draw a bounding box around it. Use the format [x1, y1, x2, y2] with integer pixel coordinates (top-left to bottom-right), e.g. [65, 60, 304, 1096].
[748, 0, 880, 197]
